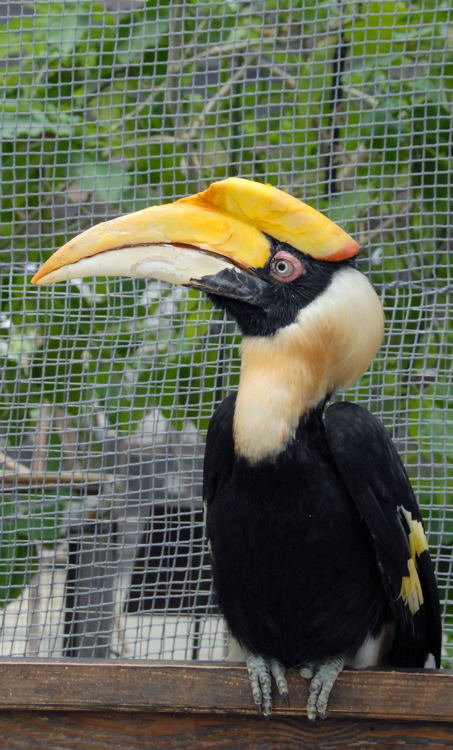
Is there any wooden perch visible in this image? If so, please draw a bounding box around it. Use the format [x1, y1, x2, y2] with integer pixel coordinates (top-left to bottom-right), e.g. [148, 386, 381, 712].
[0, 662, 451, 749]
[0, 660, 450, 720]
[0, 444, 128, 489]
[0, 468, 126, 488]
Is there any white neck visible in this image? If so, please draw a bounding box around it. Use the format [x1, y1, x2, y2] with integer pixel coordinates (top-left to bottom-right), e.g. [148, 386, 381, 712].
[233, 268, 384, 464]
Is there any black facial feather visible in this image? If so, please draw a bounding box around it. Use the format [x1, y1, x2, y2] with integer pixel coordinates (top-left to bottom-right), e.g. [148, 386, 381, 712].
[208, 239, 355, 336]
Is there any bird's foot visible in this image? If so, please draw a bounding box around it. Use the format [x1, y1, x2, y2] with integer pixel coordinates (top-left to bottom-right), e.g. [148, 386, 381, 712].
[300, 656, 344, 721]
[246, 654, 289, 716]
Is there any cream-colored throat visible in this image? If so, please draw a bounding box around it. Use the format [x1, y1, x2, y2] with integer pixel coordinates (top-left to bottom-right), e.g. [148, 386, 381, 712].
[233, 268, 384, 464]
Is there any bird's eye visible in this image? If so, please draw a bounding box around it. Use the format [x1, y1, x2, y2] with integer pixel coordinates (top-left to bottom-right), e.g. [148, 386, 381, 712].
[269, 251, 305, 283]
[275, 259, 291, 274]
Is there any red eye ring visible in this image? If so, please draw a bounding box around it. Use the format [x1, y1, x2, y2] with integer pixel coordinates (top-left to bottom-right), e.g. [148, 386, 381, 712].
[269, 250, 305, 283]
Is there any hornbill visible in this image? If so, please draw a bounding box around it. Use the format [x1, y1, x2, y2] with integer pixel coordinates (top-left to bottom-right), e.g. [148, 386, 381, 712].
[32, 178, 441, 719]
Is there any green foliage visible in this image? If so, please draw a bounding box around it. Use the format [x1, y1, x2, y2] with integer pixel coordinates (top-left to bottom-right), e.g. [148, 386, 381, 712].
[0, 0, 451, 653]
[0, 492, 68, 604]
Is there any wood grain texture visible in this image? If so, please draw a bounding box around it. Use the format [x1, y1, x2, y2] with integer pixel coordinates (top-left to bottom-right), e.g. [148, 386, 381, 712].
[0, 711, 452, 750]
[0, 660, 451, 722]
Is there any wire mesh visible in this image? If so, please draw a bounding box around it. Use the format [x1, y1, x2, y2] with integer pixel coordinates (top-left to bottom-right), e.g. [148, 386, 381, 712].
[0, 1, 451, 667]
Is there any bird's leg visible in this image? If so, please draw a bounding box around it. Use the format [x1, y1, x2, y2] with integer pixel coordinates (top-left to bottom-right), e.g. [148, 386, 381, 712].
[246, 654, 289, 716]
[300, 655, 344, 721]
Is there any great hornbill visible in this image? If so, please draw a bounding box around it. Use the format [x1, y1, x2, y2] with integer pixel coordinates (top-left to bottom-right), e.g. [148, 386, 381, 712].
[33, 178, 441, 719]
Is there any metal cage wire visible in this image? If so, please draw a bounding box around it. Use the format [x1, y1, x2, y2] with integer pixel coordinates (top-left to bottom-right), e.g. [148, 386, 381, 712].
[0, 1, 451, 667]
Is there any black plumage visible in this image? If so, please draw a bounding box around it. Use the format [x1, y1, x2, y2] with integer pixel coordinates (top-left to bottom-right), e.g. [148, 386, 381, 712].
[205, 396, 441, 672]
[324, 401, 441, 666]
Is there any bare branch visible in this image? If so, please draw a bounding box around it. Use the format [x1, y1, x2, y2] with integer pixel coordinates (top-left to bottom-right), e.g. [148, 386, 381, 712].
[30, 404, 51, 476]
[108, 39, 277, 139]
[259, 59, 297, 89]
[343, 85, 378, 107]
[54, 406, 82, 472]
[358, 191, 412, 246]
[1, 470, 127, 489]
[358, 216, 398, 247]
[187, 63, 249, 142]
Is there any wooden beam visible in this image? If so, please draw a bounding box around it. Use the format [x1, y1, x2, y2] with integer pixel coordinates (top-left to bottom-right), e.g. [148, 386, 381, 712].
[1, 711, 453, 750]
[0, 660, 451, 723]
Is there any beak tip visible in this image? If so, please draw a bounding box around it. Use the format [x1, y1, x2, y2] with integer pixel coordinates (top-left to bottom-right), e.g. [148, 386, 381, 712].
[31, 271, 44, 285]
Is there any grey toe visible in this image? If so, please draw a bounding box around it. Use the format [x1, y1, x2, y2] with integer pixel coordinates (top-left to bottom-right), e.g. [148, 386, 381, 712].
[305, 656, 344, 721]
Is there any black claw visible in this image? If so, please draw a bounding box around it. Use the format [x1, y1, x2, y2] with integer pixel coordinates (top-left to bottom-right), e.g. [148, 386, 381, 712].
[256, 703, 271, 719]
[262, 705, 272, 720]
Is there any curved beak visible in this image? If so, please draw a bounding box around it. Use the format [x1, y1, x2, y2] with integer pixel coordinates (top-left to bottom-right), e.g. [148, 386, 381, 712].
[31, 195, 274, 304]
[31, 178, 359, 303]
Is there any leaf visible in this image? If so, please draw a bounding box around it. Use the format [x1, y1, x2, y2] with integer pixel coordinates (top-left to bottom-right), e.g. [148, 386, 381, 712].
[68, 151, 131, 204]
[409, 401, 453, 463]
[0, 14, 36, 59]
[0, 100, 82, 139]
[345, 2, 410, 60]
[15, 502, 64, 545]
[113, 13, 169, 66]
[37, 5, 92, 57]
[322, 190, 372, 227]
[0, 532, 38, 607]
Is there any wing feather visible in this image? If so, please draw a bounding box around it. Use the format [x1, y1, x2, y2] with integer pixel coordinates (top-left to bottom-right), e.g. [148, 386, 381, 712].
[324, 401, 441, 667]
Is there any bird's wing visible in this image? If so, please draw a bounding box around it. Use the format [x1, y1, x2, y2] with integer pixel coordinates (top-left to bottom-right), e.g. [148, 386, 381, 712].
[203, 393, 236, 509]
[324, 401, 441, 667]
